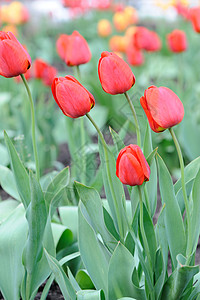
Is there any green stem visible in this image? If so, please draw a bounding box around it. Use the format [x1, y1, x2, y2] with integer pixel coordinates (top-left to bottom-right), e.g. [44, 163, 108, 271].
[86, 113, 124, 240]
[80, 117, 86, 184]
[138, 186, 152, 269]
[21, 74, 40, 181]
[124, 92, 141, 148]
[75, 66, 86, 184]
[169, 128, 191, 257]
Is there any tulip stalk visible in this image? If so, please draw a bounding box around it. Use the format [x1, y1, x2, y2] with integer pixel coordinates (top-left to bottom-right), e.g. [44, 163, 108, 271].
[169, 128, 192, 259]
[21, 74, 40, 181]
[86, 113, 125, 240]
[76, 65, 86, 185]
[138, 186, 152, 269]
[124, 92, 141, 148]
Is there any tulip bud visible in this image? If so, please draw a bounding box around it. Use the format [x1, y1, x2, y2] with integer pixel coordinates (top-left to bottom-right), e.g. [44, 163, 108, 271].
[56, 31, 91, 66]
[167, 29, 187, 53]
[51, 75, 95, 118]
[140, 86, 184, 133]
[98, 51, 135, 95]
[190, 7, 200, 33]
[126, 44, 144, 66]
[34, 58, 57, 86]
[0, 31, 31, 78]
[133, 27, 161, 52]
[116, 144, 150, 186]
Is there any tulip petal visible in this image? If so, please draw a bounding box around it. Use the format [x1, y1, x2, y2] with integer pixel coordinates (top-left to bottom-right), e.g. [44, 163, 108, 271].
[98, 52, 135, 95]
[144, 86, 184, 130]
[0, 39, 30, 77]
[55, 80, 92, 118]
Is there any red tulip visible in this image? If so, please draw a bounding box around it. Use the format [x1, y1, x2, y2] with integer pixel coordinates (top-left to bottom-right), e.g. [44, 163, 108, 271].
[190, 7, 200, 33]
[0, 31, 31, 78]
[56, 31, 91, 66]
[126, 45, 144, 66]
[34, 58, 57, 86]
[140, 86, 184, 133]
[167, 29, 187, 53]
[116, 144, 150, 186]
[56, 34, 69, 61]
[133, 27, 161, 52]
[51, 75, 95, 118]
[98, 51, 135, 95]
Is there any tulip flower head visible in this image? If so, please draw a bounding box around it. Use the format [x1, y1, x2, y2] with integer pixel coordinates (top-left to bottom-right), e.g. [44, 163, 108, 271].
[34, 58, 57, 86]
[140, 86, 184, 133]
[116, 144, 150, 186]
[167, 29, 187, 53]
[190, 7, 200, 33]
[0, 31, 31, 78]
[56, 31, 91, 66]
[52, 75, 95, 118]
[98, 51, 135, 95]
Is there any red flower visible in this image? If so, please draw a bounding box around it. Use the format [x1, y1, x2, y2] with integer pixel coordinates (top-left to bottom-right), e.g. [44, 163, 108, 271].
[167, 29, 187, 53]
[56, 31, 91, 66]
[56, 34, 69, 61]
[34, 58, 57, 86]
[126, 45, 144, 66]
[51, 75, 95, 118]
[0, 31, 31, 78]
[133, 27, 161, 52]
[98, 51, 135, 95]
[140, 86, 184, 133]
[190, 7, 200, 33]
[116, 144, 150, 186]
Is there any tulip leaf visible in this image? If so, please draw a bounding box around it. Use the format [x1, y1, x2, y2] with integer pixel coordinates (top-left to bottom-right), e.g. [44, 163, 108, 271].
[160, 256, 199, 300]
[156, 154, 186, 268]
[109, 127, 125, 159]
[78, 201, 109, 297]
[40, 252, 80, 300]
[4, 131, 31, 208]
[142, 203, 157, 268]
[44, 249, 77, 300]
[22, 172, 54, 299]
[174, 156, 200, 194]
[76, 289, 105, 300]
[190, 169, 200, 253]
[75, 182, 117, 252]
[143, 123, 158, 217]
[98, 137, 127, 239]
[0, 143, 9, 166]
[108, 242, 146, 300]
[76, 269, 95, 290]
[59, 206, 78, 241]
[0, 166, 20, 200]
[0, 199, 19, 222]
[0, 204, 28, 300]
[45, 166, 70, 216]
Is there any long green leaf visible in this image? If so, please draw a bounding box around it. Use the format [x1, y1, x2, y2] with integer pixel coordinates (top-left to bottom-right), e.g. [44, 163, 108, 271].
[75, 182, 117, 252]
[4, 131, 30, 208]
[0, 204, 28, 300]
[0, 166, 20, 200]
[45, 166, 70, 216]
[77, 289, 105, 300]
[156, 154, 186, 268]
[161, 255, 199, 300]
[78, 201, 109, 298]
[98, 138, 127, 239]
[44, 249, 76, 300]
[174, 156, 200, 194]
[108, 242, 146, 300]
[191, 169, 200, 253]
